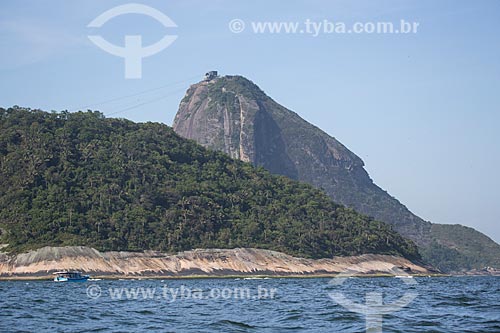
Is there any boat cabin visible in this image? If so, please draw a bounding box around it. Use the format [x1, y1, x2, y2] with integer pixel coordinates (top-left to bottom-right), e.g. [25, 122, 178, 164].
[53, 271, 89, 282]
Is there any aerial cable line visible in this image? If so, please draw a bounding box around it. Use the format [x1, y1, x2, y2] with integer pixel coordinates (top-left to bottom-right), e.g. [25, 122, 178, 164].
[105, 86, 187, 117]
[69, 74, 200, 112]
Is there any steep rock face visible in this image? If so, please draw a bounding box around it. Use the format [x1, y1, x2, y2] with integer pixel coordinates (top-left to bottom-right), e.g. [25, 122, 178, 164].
[173, 75, 500, 272]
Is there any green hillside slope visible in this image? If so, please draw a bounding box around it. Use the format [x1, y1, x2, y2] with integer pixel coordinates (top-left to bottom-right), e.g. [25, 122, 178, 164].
[0, 107, 419, 261]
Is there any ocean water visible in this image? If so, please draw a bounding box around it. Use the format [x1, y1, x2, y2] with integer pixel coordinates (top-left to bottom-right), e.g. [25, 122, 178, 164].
[1, 276, 499, 332]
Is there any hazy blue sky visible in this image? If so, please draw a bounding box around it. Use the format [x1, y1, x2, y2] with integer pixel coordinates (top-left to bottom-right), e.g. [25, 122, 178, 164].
[1, 0, 499, 242]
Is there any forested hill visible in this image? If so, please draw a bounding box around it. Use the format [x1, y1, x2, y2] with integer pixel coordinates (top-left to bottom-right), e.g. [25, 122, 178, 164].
[0, 107, 419, 260]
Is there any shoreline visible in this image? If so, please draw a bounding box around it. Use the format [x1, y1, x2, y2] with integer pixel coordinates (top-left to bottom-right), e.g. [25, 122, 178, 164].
[0, 246, 442, 280]
[6, 273, 500, 281]
[0, 273, 449, 281]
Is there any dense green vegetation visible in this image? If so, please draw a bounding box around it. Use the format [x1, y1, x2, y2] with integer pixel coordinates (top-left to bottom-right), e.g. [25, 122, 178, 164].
[0, 107, 420, 260]
[421, 224, 500, 272]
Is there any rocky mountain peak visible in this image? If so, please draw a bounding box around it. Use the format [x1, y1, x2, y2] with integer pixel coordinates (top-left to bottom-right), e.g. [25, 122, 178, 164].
[173, 74, 500, 272]
[173, 75, 363, 178]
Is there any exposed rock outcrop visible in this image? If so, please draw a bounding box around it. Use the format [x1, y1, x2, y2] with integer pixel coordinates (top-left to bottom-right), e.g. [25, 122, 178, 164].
[0, 246, 432, 278]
